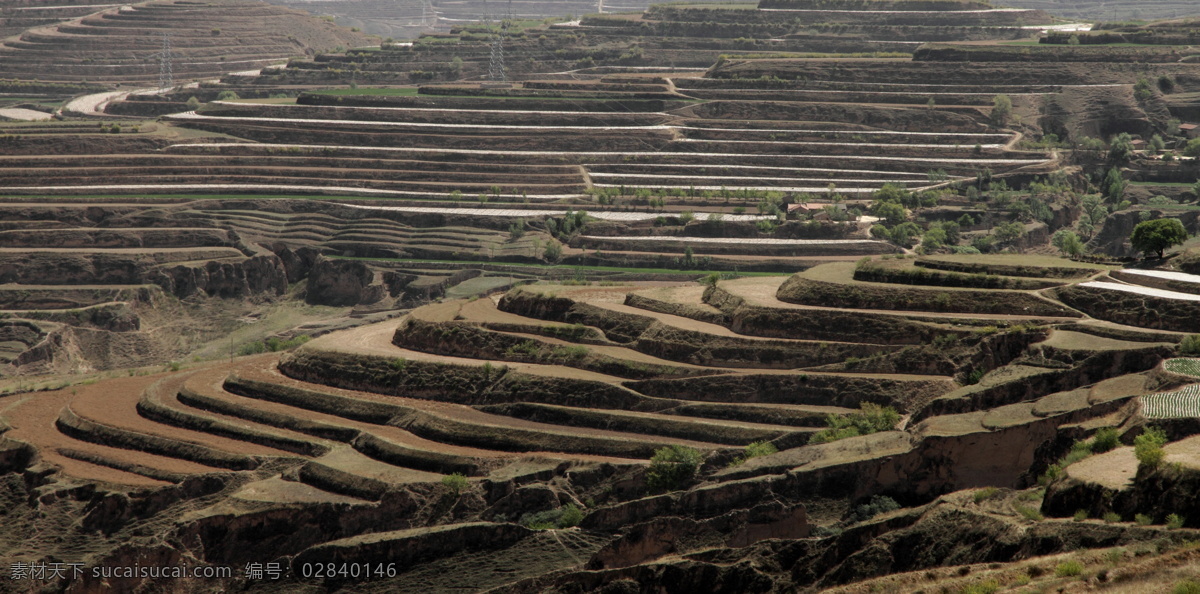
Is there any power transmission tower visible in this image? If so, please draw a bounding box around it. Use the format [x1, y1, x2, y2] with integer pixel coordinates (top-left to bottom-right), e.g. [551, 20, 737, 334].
[483, 0, 510, 83]
[156, 33, 173, 91]
[421, 0, 434, 28]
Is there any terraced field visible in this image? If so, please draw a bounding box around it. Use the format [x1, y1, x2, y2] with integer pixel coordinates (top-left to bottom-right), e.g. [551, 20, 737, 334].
[3, 0, 1200, 590]
[0, 0, 372, 85]
[6, 248, 1197, 589]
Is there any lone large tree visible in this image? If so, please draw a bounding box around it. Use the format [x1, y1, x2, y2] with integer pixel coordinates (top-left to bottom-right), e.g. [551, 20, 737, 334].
[1130, 218, 1188, 259]
[991, 94, 1012, 128]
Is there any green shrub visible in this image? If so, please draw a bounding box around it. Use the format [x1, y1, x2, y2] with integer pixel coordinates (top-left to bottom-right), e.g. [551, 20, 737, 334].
[960, 579, 999, 594]
[520, 504, 585, 530]
[973, 487, 999, 504]
[848, 495, 900, 523]
[744, 444, 782, 463]
[1174, 579, 1200, 594]
[557, 504, 584, 528]
[1180, 335, 1200, 356]
[216, 90, 240, 101]
[1015, 503, 1043, 521]
[1074, 509, 1088, 522]
[1063, 439, 1093, 465]
[1092, 427, 1121, 453]
[543, 240, 563, 262]
[963, 368, 986, 385]
[730, 440, 778, 466]
[1054, 560, 1083, 577]
[1037, 462, 1063, 487]
[1134, 426, 1168, 469]
[646, 445, 703, 491]
[1135, 513, 1153, 525]
[809, 403, 899, 445]
[1167, 513, 1185, 529]
[442, 472, 469, 494]
[1103, 512, 1122, 523]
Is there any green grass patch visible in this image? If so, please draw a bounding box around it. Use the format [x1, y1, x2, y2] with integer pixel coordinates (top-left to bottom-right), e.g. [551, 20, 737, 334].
[1015, 503, 1044, 522]
[1055, 560, 1083, 577]
[973, 486, 999, 504]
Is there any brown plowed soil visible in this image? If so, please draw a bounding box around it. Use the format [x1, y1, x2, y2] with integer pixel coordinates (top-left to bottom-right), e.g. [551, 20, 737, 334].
[238, 360, 677, 462]
[309, 316, 623, 383]
[192, 362, 524, 460]
[68, 361, 301, 458]
[0, 372, 228, 486]
[721, 276, 1080, 322]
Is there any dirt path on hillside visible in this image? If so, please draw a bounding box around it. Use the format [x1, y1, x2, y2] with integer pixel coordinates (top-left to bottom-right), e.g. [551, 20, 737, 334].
[62, 90, 134, 116]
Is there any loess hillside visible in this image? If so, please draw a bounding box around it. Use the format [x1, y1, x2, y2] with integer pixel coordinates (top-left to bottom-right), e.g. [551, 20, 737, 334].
[3, 0, 1200, 591]
[0, 0, 374, 85]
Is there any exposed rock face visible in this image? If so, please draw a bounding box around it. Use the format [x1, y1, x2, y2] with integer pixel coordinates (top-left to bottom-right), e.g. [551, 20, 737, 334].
[270, 243, 321, 283]
[0, 228, 233, 249]
[588, 503, 809, 570]
[305, 256, 385, 306]
[151, 254, 288, 299]
[1045, 461, 1200, 526]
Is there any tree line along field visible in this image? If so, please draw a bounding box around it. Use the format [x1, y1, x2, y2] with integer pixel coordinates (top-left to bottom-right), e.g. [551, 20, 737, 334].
[3, 0, 1200, 591]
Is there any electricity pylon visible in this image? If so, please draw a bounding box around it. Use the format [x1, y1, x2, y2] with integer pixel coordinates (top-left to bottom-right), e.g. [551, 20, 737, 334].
[146, 32, 174, 91]
[483, 0, 511, 82]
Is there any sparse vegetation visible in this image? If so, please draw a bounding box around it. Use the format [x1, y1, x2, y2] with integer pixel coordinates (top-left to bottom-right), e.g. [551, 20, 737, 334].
[809, 403, 900, 445]
[730, 440, 778, 466]
[237, 335, 311, 356]
[441, 472, 469, 494]
[520, 504, 584, 530]
[1015, 503, 1044, 522]
[1134, 426, 1168, 469]
[1055, 560, 1083, 577]
[646, 445, 703, 491]
[973, 487, 999, 504]
[1092, 428, 1121, 453]
[1179, 336, 1200, 357]
[847, 495, 900, 523]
